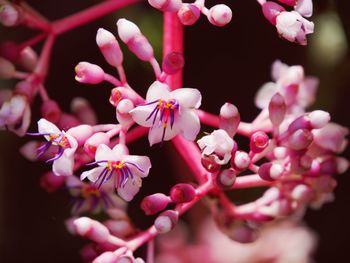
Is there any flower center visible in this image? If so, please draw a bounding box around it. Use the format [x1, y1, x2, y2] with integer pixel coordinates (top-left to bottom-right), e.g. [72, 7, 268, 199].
[49, 133, 71, 149]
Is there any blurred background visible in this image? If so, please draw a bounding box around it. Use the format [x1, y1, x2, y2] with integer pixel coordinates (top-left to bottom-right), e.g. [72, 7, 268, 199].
[0, 0, 349, 262]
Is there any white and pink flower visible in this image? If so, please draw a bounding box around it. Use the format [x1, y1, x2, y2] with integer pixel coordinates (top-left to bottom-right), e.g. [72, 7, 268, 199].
[130, 81, 202, 146]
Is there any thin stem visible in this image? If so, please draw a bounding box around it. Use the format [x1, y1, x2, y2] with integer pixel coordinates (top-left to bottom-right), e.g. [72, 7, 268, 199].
[92, 124, 119, 133]
[13, 71, 30, 79]
[116, 65, 127, 85]
[38, 84, 50, 101]
[104, 73, 122, 86]
[34, 34, 56, 79]
[18, 33, 47, 50]
[147, 239, 155, 263]
[20, 3, 51, 32]
[149, 57, 162, 79]
[52, 0, 142, 35]
[106, 125, 123, 139]
[233, 174, 272, 189]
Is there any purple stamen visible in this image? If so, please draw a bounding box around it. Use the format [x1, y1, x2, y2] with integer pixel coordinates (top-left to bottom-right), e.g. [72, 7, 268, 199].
[45, 146, 64, 163]
[85, 160, 109, 166]
[125, 162, 145, 173]
[170, 110, 175, 129]
[152, 108, 160, 127]
[97, 168, 109, 189]
[125, 166, 134, 179]
[146, 104, 160, 122]
[141, 99, 159, 106]
[26, 132, 51, 136]
[37, 142, 52, 158]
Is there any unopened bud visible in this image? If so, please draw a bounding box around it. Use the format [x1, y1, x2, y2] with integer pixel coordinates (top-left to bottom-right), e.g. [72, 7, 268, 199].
[291, 184, 313, 203]
[84, 132, 110, 156]
[162, 52, 185, 74]
[262, 1, 285, 25]
[58, 113, 81, 129]
[219, 102, 240, 137]
[75, 62, 105, 84]
[116, 255, 134, 263]
[277, 0, 297, 6]
[0, 56, 15, 79]
[14, 80, 34, 101]
[155, 210, 179, 234]
[208, 4, 232, 27]
[40, 171, 66, 193]
[290, 153, 312, 174]
[170, 183, 196, 203]
[141, 193, 171, 215]
[320, 157, 349, 175]
[116, 99, 135, 128]
[117, 18, 141, 43]
[0, 4, 20, 27]
[288, 129, 313, 150]
[18, 47, 38, 71]
[258, 162, 284, 181]
[217, 168, 236, 188]
[231, 151, 250, 171]
[268, 93, 286, 127]
[74, 217, 110, 243]
[41, 100, 61, 124]
[96, 28, 123, 67]
[201, 154, 221, 173]
[177, 4, 200, 26]
[309, 110, 330, 129]
[148, 0, 182, 12]
[226, 223, 258, 243]
[93, 251, 118, 263]
[67, 125, 94, 146]
[104, 219, 133, 237]
[127, 34, 154, 61]
[250, 131, 269, 153]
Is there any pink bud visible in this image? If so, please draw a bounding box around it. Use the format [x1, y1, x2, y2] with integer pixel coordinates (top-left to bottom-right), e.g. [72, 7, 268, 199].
[208, 4, 232, 27]
[40, 171, 66, 192]
[250, 131, 269, 153]
[96, 28, 123, 67]
[217, 168, 236, 188]
[93, 252, 118, 263]
[201, 154, 221, 173]
[277, 0, 297, 6]
[231, 151, 250, 171]
[0, 3, 20, 27]
[14, 80, 34, 101]
[170, 183, 196, 203]
[308, 110, 330, 129]
[291, 184, 313, 202]
[288, 129, 313, 150]
[258, 162, 284, 181]
[71, 97, 97, 125]
[290, 153, 312, 174]
[177, 4, 200, 26]
[116, 99, 135, 128]
[18, 47, 38, 71]
[116, 255, 134, 263]
[117, 19, 141, 43]
[219, 102, 240, 137]
[148, 0, 182, 12]
[127, 34, 154, 61]
[41, 100, 62, 124]
[104, 219, 133, 238]
[0, 56, 15, 78]
[320, 157, 349, 175]
[268, 93, 286, 127]
[141, 193, 171, 215]
[74, 217, 110, 243]
[58, 113, 81, 129]
[67, 125, 94, 146]
[75, 62, 105, 84]
[84, 132, 110, 156]
[262, 1, 285, 25]
[154, 210, 179, 233]
[162, 52, 185, 75]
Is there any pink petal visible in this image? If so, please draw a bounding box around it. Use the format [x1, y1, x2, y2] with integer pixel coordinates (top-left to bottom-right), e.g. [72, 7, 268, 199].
[171, 88, 202, 109]
[295, 0, 313, 18]
[117, 176, 142, 202]
[298, 77, 319, 107]
[146, 81, 171, 102]
[95, 144, 118, 162]
[123, 155, 151, 178]
[0, 95, 26, 125]
[130, 104, 156, 127]
[38, 118, 61, 136]
[80, 166, 105, 182]
[271, 60, 288, 81]
[178, 109, 200, 141]
[255, 82, 278, 109]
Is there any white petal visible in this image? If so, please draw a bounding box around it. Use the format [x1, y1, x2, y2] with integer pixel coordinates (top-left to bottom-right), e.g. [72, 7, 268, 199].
[146, 81, 171, 102]
[52, 149, 75, 176]
[178, 109, 200, 141]
[112, 144, 129, 158]
[295, 0, 313, 18]
[38, 118, 61, 135]
[66, 176, 83, 187]
[254, 82, 278, 109]
[95, 144, 118, 162]
[130, 104, 156, 127]
[123, 155, 151, 178]
[171, 88, 202, 109]
[148, 122, 180, 146]
[80, 166, 105, 182]
[271, 60, 288, 82]
[10, 103, 31, 137]
[117, 176, 142, 202]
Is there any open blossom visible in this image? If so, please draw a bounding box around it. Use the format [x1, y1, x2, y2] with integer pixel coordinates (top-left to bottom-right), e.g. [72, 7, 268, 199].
[28, 118, 78, 176]
[276, 11, 314, 45]
[130, 81, 201, 146]
[81, 144, 151, 201]
[197, 129, 234, 165]
[0, 94, 31, 136]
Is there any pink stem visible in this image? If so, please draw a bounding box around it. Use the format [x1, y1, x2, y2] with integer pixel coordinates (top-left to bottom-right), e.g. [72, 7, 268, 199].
[52, 0, 142, 35]
[150, 57, 162, 79]
[116, 65, 127, 85]
[20, 4, 51, 32]
[104, 73, 122, 86]
[233, 174, 272, 189]
[33, 34, 56, 79]
[18, 33, 47, 50]
[147, 239, 155, 263]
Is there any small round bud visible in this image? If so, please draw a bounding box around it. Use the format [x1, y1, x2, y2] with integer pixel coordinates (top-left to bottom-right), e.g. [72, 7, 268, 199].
[262, 1, 285, 25]
[117, 18, 141, 43]
[40, 100, 62, 124]
[231, 151, 250, 171]
[67, 125, 94, 146]
[272, 146, 288, 159]
[217, 168, 236, 188]
[148, 0, 182, 12]
[0, 4, 20, 27]
[116, 99, 134, 114]
[170, 183, 196, 203]
[0, 56, 15, 79]
[74, 217, 110, 243]
[14, 80, 34, 101]
[201, 154, 221, 173]
[40, 171, 66, 193]
[250, 131, 269, 153]
[154, 210, 179, 234]
[320, 157, 349, 175]
[288, 129, 313, 150]
[141, 193, 171, 215]
[219, 103, 240, 137]
[177, 4, 200, 26]
[84, 132, 110, 156]
[18, 47, 38, 71]
[258, 162, 284, 181]
[75, 62, 105, 84]
[309, 110, 330, 129]
[96, 28, 123, 67]
[208, 4, 232, 27]
[268, 93, 286, 127]
[162, 52, 185, 75]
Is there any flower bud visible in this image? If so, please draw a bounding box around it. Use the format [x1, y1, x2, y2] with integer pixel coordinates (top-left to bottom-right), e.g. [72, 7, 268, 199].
[74, 217, 110, 243]
[84, 132, 110, 156]
[117, 18, 141, 43]
[288, 129, 313, 150]
[217, 168, 236, 188]
[0, 56, 15, 79]
[226, 222, 258, 243]
[277, 0, 297, 6]
[93, 251, 118, 263]
[201, 154, 221, 173]
[313, 123, 349, 153]
[104, 219, 133, 238]
[177, 4, 200, 26]
[67, 125, 94, 146]
[320, 157, 349, 175]
[18, 47, 38, 71]
[14, 80, 34, 101]
[208, 4, 232, 27]
[308, 110, 330, 129]
[127, 34, 154, 61]
[170, 183, 196, 203]
[0, 3, 20, 27]
[262, 1, 285, 25]
[291, 184, 313, 203]
[75, 62, 105, 84]
[0, 41, 20, 62]
[154, 210, 179, 233]
[141, 193, 171, 215]
[40, 171, 66, 192]
[272, 146, 288, 159]
[231, 151, 250, 171]
[219, 102, 240, 137]
[58, 113, 81, 129]
[116, 99, 135, 128]
[71, 97, 97, 125]
[258, 162, 284, 181]
[96, 28, 123, 67]
[41, 100, 62, 124]
[250, 131, 269, 153]
[290, 153, 312, 174]
[148, 0, 182, 12]
[268, 93, 286, 127]
[162, 52, 185, 75]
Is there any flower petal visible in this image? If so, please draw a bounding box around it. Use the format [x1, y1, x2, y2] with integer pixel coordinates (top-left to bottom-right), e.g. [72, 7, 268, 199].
[130, 104, 156, 127]
[123, 155, 151, 178]
[52, 149, 75, 176]
[95, 144, 118, 162]
[254, 82, 278, 109]
[178, 109, 200, 141]
[9, 103, 31, 137]
[146, 81, 171, 102]
[295, 0, 313, 18]
[171, 88, 202, 109]
[81, 166, 105, 182]
[148, 122, 180, 146]
[271, 60, 288, 82]
[117, 176, 142, 202]
[38, 118, 61, 136]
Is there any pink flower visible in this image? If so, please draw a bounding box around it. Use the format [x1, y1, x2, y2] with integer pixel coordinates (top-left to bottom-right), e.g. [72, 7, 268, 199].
[197, 129, 234, 165]
[28, 118, 78, 176]
[130, 81, 201, 146]
[276, 11, 314, 45]
[0, 94, 31, 136]
[81, 144, 151, 201]
[313, 123, 349, 153]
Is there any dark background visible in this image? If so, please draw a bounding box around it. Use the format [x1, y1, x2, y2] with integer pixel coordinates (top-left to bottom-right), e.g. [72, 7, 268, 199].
[0, 0, 350, 262]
